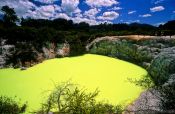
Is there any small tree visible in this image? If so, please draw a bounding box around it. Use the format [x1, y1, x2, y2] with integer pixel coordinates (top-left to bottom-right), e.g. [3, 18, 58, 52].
[1, 5, 19, 27]
[163, 30, 175, 38]
[36, 82, 123, 114]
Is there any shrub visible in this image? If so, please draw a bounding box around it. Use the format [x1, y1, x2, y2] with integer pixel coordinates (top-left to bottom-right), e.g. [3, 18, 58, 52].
[0, 96, 27, 114]
[128, 74, 154, 89]
[36, 82, 123, 114]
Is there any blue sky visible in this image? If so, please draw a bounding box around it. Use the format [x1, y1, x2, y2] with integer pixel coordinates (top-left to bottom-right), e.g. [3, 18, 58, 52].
[0, 0, 175, 25]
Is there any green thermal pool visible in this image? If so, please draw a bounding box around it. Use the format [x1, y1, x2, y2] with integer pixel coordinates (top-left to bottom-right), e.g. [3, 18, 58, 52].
[0, 54, 147, 113]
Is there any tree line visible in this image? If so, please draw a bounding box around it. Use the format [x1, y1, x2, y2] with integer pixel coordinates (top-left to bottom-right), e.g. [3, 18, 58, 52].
[0, 5, 175, 56]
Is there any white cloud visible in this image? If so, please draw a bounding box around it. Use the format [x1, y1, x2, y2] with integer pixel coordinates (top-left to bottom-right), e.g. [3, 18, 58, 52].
[124, 20, 140, 24]
[0, 0, 119, 25]
[0, 0, 37, 17]
[71, 17, 113, 25]
[108, 6, 122, 11]
[33, 0, 59, 4]
[54, 5, 62, 12]
[40, 5, 55, 13]
[85, 0, 119, 7]
[84, 8, 100, 19]
[0, 11, 4, 16]
[99, 20, 113, 24]
[71, 17, 98, 25]
[74, 8, 81, 14]
[75, 13, 83, 18]
[154, 0, 164, 4]
[61, 0, 80, 15]
[131, 20, 140, 23]
[139, 14, 152, 17]
[150, 6, 165, 12]
[24, 4, 62, 19]
[154, 22, 165, 26]
[35, 5, 55, 18]
[128, 11, 136, 15]
[97, 11, 119, 20]
[55, 13, 70, 20]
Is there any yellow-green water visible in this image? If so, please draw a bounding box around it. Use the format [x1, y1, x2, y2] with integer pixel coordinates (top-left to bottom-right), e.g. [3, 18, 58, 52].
[0, 54, 147, 113]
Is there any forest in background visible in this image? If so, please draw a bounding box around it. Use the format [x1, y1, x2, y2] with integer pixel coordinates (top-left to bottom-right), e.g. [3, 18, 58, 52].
[0, 6, 175, 52]
[0, 5, 174, 58]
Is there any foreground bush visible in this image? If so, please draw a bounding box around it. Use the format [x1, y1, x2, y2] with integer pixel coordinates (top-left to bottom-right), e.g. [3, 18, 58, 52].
[36, 82, 123, 114]
[0, 96, 27, 114]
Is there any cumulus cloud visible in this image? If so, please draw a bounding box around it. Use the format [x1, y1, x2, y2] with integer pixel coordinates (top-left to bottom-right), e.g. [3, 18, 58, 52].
[39, 5, 55, 17]
[0, 0, 120, 25]
[55, 13, 70, 20]
[150, 6, 165, 12]
[24, 4, 62, 19]
[74, 8, 81, 14]
[33, 0, 59, 4]
[139, 14, 152, 17]
[85, 0, 119, 7]
[0, 0, 61, 20]
[124, 20, 140, 24]
[97, 11, 119, 20]
[154, 0, 164, 4]
[0, 11, 4, 19]
[108, 6, 122, 11]
[99, 20, 113, 24]
[128, 11, 136, 15]
[84, 8, 100, 19]
[154, 22, 165, 26]
[75, 13, 83, 18]
[61, 0, 80, 15]
[32, 5, 53, 18]
[54, 5, 62, 11]
[0, 0, 36, 17]
[71, 17, 113, 25]
[71, 17, 97, 25]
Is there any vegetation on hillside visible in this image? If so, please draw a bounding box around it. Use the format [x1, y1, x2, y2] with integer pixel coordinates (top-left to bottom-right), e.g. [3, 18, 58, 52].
[0, 6, 175, 56]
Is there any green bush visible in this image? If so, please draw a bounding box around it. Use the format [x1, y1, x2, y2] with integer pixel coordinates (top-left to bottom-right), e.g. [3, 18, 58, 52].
[0, 96, 27, 114]
[36, 82, 123, 114]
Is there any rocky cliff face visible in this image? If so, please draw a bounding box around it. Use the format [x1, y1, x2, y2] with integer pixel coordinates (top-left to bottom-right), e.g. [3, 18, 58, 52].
[0, 40, 70, 68]
[42, 43, 70, 59]
[0, 40, 15, 68]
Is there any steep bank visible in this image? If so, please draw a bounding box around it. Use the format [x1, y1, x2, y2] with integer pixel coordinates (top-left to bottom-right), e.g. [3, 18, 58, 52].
[0, 40, 70, 68]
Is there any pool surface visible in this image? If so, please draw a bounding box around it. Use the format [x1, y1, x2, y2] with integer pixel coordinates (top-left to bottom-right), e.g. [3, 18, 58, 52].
[0, 54, 147, 113]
